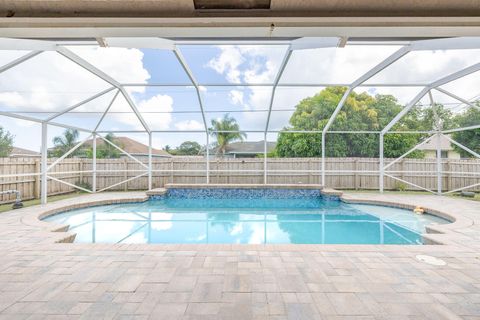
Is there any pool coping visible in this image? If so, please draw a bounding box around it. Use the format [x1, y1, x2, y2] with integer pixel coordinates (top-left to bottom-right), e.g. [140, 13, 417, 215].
[20, 186, 477, 247]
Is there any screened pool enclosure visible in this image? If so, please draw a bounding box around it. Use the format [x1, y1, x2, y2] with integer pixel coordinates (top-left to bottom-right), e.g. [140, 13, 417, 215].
[0, 37, 479, 203]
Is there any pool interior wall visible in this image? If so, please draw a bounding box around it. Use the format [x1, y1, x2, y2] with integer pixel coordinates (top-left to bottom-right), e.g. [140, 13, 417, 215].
[43, 188, 448, 245]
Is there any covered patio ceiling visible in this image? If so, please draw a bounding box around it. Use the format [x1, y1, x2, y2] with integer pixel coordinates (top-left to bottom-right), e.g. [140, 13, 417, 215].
[0, 1, 478, 40]
[1, 0, 479, 18]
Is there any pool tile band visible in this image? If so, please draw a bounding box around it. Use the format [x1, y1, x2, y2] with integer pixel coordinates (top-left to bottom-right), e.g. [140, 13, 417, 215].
[149, 187, 339, 200]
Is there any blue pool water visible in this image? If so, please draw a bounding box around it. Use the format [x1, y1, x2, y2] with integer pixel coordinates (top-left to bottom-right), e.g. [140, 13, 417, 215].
[44, 190, 448, 245]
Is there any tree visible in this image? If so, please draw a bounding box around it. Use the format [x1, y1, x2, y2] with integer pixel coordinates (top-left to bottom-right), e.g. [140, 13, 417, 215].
[275, 87, 427, 158]
[452, 105, 480, 157]
[85, 133, 122, 159]
[209, 114, 246, 156]
[174, 141, 202, 156]
[51, 129, 81, 158]
[0, 126, 14, 157]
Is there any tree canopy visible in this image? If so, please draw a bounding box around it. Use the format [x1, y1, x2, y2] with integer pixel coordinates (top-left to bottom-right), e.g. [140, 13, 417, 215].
[170, 141, 202, 156]
[452, 105, 480, 157]
[85, 133, 122, 159]
[0, 126, 14, 157]
[275, 86, 469, 158]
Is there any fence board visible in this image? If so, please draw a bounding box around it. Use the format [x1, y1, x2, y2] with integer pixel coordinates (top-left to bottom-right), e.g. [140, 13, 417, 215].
[1, 156, 479, 203]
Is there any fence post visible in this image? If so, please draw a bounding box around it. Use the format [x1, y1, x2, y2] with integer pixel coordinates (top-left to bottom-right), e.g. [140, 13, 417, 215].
[445, 159, 450, 192]
[354, 159, 359, 190]
[400, 159, 405, 183]
[78, 159, 83, 184]
[308, 159, 312, 184]
[34, 159, 40, 199]
[123, 158, 128, 191]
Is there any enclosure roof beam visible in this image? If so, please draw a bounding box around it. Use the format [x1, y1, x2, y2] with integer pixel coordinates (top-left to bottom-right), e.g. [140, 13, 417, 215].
[55, 46, 151, 133]
[351, 45, 411, 87]
[382, 62, 480, 134]
[323, 45, 411, 134]
[93, 89, 121, 132]
[0, 111, 43, 123]
[173, 48, 209, 136]
[47, 121, 94, 133]
[265, 47, 293, 133]
[381, 87, 430, 134]
[434, 87, 480, 111]
[430, 62, 480, 88]
[121, 82, 430, 87]
[442, 124, 480, 134]
[44, 86, 116, 122]
[410, 37, 480, 51]
[0, 50, 42, 74]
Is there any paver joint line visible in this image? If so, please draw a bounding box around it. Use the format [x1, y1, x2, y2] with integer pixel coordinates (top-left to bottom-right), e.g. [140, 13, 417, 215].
[0, 191, 479, 318]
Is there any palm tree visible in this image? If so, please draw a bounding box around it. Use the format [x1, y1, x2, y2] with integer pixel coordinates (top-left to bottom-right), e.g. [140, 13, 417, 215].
[100, 133, 121, 158]
[209, 114, 246, 156]
[51, 129, 79, 157]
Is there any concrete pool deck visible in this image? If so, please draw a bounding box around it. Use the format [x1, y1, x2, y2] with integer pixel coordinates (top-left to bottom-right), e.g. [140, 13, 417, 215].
[0, 191, 479, 319]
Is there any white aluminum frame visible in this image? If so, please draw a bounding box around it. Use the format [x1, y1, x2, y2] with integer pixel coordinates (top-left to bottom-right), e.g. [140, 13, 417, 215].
[0, 37, 478, 203]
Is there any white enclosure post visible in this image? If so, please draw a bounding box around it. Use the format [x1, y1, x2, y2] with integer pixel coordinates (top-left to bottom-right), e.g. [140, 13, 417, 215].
[321, 132, 326, 186]
[92, 133, 97, 193]
[379, 133, 384, 193]
[206, 134, 210, 184]
[429, 90, 443, 195]
[148, 132, 152, 190]
[41, 122, 48, 204]
[436, 133, 442, 194]
[264, 133, 267, 184]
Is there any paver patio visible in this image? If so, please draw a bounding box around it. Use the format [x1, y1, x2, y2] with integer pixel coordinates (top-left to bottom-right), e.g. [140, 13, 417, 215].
[0, 191, 480, 319]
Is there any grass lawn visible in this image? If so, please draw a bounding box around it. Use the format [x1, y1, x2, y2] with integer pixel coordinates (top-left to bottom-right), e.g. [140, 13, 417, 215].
[0, 192, 83, 213]
[451, 193, 480, 202]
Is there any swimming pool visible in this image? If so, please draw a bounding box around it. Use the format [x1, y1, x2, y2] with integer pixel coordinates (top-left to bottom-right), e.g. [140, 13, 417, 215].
[43, 188, 448, 245]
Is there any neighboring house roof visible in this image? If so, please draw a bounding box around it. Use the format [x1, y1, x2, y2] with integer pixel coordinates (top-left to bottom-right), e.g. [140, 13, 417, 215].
[418, 135, 454, 151]
[83, 137, 171, 157]
[9, 146, 41, 157]
[223, 141, 277, 155]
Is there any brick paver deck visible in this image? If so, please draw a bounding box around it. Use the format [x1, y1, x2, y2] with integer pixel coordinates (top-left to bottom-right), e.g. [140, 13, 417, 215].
[1, 192, 480, 319]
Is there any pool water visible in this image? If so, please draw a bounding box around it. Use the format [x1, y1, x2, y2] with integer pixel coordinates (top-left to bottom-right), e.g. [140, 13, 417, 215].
[43, 195, 448, 245]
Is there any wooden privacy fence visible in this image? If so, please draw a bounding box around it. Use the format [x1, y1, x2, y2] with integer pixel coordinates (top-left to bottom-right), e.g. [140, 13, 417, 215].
[1, 157, 479, 203]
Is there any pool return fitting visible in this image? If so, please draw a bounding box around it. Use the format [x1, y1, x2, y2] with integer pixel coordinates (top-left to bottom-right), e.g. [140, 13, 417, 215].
[0, 190, 23, 209]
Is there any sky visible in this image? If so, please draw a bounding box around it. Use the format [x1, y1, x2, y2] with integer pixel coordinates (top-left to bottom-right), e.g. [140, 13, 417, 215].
[0, 42, 479, 153]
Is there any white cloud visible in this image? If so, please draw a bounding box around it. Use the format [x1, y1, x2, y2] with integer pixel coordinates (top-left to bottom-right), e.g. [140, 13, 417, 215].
[69, 46, 150, 90]
[137, 94, 174, 130]
[207, 45, 285, 85]
[207, 45, 287, 129]
[229, 90, 244, 105]
[207, 46, 245, 83]
[0, 47, 150, 114]
[174, 120, 204, 131]
[0, 91, 26, 108]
